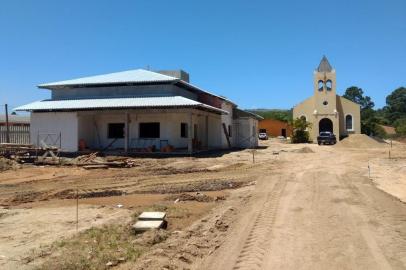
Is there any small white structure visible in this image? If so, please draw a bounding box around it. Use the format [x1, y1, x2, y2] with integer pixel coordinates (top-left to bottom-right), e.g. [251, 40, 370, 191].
[133, 211, 167, 231]
[15, 69, 262, 153]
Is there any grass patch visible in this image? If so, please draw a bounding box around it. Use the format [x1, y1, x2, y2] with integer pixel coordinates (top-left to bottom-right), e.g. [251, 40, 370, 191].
[36, 224, 143, 270]
[34, 203, 206, 269]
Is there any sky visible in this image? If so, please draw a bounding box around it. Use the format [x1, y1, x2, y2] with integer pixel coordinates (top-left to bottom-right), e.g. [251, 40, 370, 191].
[1, 0, 405, 111]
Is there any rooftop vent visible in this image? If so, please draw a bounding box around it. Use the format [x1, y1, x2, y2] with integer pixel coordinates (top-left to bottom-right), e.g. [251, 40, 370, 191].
[157, 70, 190, 83]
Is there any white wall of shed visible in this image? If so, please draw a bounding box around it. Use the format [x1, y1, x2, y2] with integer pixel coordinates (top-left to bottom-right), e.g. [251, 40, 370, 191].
[233, 118, 259, 148]
[30, 112, 78, 152]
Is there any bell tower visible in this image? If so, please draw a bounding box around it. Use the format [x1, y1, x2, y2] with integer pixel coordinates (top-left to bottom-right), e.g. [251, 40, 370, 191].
[313, 56, 337, 114]
[312, 56, 339, 137]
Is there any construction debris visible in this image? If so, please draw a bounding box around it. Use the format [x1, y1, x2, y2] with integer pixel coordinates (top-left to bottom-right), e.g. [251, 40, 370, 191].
[0, 157, 19, 171]
[73, 152, 137, 168]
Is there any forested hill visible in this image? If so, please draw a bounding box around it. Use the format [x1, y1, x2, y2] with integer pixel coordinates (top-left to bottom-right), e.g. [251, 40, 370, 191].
[247, 109, 292, 122]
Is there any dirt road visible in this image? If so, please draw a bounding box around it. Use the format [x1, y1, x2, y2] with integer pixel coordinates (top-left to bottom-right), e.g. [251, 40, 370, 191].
[196, 144, 406, 270]
[1, 138, 406, 269]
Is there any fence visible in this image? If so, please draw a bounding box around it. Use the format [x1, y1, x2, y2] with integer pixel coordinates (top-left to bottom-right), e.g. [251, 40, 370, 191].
[0, 124, 30, 144]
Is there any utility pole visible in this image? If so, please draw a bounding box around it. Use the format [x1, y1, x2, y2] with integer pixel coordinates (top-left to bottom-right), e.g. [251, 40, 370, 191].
[5, 104, 10, 143]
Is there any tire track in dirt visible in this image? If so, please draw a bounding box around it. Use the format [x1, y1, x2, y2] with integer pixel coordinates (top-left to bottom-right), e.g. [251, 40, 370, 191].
[231, 177, 286, 270]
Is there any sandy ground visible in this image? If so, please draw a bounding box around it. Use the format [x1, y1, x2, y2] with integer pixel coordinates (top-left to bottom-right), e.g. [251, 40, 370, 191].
[193, 140, 406, 270]
[0, 147, 270, 269]
[1, 137, 406, 269]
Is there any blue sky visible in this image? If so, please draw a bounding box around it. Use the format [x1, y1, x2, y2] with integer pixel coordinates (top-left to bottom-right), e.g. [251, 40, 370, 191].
[1, 0, 405, 111]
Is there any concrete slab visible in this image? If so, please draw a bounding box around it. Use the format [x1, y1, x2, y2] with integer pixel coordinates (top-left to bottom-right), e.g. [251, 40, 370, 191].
[138, 211, 166, 220]
[133, 220, 165, 231]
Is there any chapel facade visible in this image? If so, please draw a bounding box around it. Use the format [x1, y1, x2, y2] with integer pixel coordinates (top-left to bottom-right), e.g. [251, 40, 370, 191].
[293, 56, 361, 142]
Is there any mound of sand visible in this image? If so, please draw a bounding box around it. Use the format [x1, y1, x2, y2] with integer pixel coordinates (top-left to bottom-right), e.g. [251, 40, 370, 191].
[335, 134, 386, 149]
[293, 147, 315, 153]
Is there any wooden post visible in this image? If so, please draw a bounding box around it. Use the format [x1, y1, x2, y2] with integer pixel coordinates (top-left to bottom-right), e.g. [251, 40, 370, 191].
[368, 161, 371, 179]
[5, 104, 10, 143]
[76, 187, 79, 232]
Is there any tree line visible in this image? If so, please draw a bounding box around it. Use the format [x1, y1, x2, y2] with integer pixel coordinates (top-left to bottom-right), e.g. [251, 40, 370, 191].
[343, 86, 406, 137]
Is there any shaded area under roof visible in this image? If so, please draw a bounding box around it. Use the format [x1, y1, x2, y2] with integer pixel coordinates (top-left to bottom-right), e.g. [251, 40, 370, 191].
[317, 56, 333, 72]
[13, 96, 228, 115]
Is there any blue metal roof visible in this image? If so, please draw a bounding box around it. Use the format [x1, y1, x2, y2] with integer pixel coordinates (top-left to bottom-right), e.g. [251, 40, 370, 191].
[14, 96, 228, 114]
[38, 69, 177, 88]
[37, 69, 234, 104]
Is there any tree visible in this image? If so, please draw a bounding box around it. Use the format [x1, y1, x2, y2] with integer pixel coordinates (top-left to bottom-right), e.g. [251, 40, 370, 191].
[343, 86, 383, 136]
[343, 86, 374, 110]
[384, 87, 406, 124]
[291, 117, 312, 143]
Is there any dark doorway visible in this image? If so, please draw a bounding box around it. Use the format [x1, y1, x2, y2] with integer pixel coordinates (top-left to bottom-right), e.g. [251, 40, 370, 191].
[319, 118, 333, 133]
[281, 129, 287, 137]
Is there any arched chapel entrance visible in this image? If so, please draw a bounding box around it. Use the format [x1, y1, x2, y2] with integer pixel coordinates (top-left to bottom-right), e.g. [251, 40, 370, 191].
[319, 118, 333, 133]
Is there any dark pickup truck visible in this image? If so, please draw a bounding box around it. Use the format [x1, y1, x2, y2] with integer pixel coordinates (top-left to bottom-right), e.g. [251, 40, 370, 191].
[317, 131, 337, 145]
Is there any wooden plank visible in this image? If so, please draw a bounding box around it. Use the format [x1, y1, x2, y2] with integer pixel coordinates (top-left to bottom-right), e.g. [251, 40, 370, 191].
[82, 165, 109, 170]
[222, 123, 232, 148]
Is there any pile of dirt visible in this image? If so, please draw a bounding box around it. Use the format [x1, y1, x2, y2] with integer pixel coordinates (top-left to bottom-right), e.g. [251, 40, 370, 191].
[165, 192, 215, 202]
[138, 180, 247, 194]
[7, 191, 44, 205]
[293, 147, 315, 153]
[335, 134, 386, 149]
[148, 167, 212, 175]
[51, 189, 125, 199]
[0, 157, 19, 171]
[133, 229, 169, 246]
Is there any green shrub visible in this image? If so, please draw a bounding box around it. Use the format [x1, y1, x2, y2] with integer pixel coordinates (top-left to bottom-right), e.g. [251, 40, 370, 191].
[291, 117, 312, 143]
[394, 118, 406, 135]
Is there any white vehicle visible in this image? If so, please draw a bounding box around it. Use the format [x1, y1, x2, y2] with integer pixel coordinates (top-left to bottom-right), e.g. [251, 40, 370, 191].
[258, 132, 268, 140]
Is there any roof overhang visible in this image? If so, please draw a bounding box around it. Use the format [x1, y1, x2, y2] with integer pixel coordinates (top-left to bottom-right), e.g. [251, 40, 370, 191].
[14, 96, 228, 115]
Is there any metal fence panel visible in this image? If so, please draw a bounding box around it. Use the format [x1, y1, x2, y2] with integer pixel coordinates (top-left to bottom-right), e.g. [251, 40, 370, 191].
[0, 125, 30, 144]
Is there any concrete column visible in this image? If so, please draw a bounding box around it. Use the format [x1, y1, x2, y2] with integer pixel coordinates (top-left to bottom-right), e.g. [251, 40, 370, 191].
[205, 115, 209, 149]
[124, 112, 130, 153]
[188, 111, 193, 154]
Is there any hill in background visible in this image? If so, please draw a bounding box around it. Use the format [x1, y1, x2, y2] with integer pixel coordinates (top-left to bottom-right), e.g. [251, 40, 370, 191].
[247, 109, 292, 122]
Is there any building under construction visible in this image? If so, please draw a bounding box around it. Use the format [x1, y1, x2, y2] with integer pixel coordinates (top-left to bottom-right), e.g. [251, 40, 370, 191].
[15, 69, 262, 153]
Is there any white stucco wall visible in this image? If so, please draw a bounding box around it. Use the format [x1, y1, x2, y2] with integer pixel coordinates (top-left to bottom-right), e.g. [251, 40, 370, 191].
[30, 112, 78, 152]
[233, 118, 258, 148]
